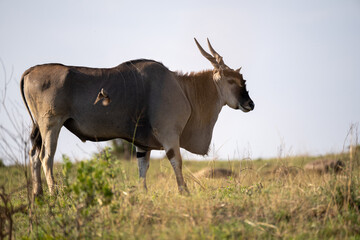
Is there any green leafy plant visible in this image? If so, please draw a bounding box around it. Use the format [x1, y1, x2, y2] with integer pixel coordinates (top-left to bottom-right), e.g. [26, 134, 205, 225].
[32, 149, 122, 238]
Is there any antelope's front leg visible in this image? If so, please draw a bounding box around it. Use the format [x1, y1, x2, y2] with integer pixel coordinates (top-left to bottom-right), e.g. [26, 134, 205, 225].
[165, 146, 189, 195]
[136, 147, 150, 191]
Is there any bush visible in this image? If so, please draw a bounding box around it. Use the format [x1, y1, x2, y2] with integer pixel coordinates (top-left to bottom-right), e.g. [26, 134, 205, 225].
[110, 139, 136, 160]
[31, 148, 125, 239]
[62, 150, 115, 207]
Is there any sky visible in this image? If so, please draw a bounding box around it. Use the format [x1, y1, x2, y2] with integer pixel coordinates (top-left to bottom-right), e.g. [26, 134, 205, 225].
[0, 0, 359, 162]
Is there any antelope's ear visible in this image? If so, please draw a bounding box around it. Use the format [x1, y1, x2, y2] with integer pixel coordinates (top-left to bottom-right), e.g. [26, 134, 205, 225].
[235, 67, 242, 73]
[213, 69, 223, 81]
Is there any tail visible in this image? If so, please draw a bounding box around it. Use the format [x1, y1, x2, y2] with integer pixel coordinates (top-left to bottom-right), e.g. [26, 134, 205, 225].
[30, 125, 42, 152]
[20, 68, 35, 125]
[21, 68, 42, 151]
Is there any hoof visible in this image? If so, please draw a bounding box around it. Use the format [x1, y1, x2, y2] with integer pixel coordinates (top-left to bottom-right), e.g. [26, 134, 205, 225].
[179, 186, 190, 196]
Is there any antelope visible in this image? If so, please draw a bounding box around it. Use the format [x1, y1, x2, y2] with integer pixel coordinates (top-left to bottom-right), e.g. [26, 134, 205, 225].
[20, 38, 254, 196]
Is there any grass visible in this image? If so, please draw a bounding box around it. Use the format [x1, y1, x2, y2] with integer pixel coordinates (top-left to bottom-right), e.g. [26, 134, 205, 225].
[1, 149, 359, 239]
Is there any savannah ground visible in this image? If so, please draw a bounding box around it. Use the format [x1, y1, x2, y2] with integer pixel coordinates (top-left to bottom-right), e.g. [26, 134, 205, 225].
[0, 148, 359, 239]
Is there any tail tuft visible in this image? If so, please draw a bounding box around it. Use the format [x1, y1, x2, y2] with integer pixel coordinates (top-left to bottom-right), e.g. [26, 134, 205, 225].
[30, 125, 42, 151]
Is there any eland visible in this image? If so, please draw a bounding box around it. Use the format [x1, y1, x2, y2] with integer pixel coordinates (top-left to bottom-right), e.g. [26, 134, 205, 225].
[21, 38, 254, 196]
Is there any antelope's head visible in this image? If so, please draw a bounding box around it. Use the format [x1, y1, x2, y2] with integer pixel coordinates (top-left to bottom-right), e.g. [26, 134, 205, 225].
[194, 38, 254, 112]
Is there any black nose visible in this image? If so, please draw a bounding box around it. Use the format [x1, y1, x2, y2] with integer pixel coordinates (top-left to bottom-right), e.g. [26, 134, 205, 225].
[249, 101, 255, 110]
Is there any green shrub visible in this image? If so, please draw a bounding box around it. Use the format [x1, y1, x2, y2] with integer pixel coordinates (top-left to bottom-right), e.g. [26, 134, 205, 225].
[62, 148, 121, 208]
[31, 149, 124, 238]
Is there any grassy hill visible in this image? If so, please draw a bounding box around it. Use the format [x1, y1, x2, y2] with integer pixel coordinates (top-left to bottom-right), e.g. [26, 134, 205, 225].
[0, 149, 359, 239]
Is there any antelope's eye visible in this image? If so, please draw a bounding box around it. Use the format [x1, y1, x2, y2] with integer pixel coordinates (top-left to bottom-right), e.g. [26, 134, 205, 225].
[228, 79, 236, 85]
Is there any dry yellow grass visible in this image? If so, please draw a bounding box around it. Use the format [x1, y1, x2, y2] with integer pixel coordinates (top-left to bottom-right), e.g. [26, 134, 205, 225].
[0, 149, 359, 239]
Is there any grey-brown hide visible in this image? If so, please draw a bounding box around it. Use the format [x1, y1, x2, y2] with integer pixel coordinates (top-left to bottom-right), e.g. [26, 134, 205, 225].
[21, 39, 254, 196]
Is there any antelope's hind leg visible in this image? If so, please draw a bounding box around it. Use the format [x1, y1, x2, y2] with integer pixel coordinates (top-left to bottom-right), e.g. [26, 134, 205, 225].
[29, 125, 43, 197]
[30, 145, 42, 197]
[38, 119, 63, 195]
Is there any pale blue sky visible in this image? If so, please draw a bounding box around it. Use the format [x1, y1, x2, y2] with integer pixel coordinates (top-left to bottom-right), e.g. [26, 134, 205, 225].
[0, 0, 359, 161]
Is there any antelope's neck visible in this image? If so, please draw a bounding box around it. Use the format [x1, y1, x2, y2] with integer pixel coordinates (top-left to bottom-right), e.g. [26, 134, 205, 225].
[176, 70, 223, 124]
